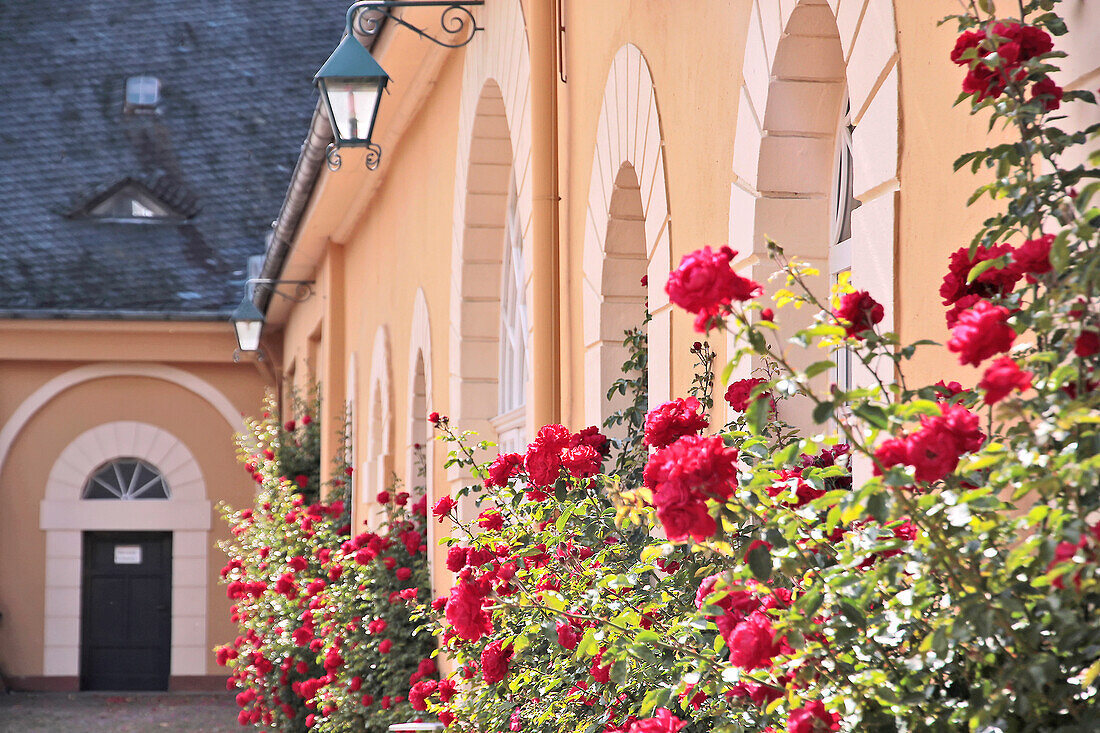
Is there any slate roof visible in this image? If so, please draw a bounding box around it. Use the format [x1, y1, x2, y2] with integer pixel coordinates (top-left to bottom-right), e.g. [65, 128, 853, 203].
[0, 1, 343, 317]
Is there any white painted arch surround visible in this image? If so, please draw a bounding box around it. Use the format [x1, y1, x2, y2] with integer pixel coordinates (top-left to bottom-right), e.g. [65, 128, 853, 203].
[40, 421, 211, 678]
[448, 0, 534, 457]
[583, 43, 672, 427]
[362, 325, 394, 529]
[727, 0, 900, 421]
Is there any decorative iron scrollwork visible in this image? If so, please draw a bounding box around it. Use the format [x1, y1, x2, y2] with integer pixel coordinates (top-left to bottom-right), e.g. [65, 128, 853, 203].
[325, 143, 343, 172]
[348, 1, 484, 49]
[364, 142, 383, 170]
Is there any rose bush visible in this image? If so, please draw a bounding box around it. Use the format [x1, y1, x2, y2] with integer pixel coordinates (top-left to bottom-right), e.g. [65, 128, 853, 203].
[418, 4, 1100, 731]
[219, 395, 435, 731]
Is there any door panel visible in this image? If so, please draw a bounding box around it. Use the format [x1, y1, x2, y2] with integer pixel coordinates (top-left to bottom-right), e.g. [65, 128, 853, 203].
[81, 531, 172, 691]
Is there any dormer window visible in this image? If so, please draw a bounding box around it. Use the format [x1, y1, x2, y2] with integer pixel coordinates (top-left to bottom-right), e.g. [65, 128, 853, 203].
[68, 178, 195, 224]
[125, 76, 160, 113]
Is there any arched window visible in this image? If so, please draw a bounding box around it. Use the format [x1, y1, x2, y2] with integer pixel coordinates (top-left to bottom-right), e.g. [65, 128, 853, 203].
[82, 458, 169, 500]
[492, 179, 528, 454]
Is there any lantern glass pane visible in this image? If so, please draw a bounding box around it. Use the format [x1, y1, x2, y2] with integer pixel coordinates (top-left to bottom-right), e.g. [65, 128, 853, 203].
[234, 319, 263, 352]
[325, 80, 382, 143]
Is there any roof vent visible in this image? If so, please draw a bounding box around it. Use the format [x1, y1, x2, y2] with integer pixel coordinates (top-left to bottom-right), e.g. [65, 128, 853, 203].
[124, 76, 160, 114]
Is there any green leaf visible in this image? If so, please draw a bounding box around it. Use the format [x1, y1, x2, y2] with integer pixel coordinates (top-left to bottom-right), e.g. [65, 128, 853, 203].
[805, 360, 835, 379]
[747, 543, 771, 582]
[852, 404, 890, 430]
[746, 394, 769, 435]
[1050, 232, 1070, 273]
[812, 401, 835, 425]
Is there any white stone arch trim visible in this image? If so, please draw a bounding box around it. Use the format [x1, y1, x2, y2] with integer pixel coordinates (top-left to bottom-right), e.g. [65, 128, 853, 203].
[728, 0, 899, 420]
[39, 421, 211, 678]
[406, 289, 434, 488]
[449, 0, 534, 443]
[583, 43, 671, 426]
[364, 325, 394, 523]
[346, 350, 359, 502]
[0, 363, 245, 483]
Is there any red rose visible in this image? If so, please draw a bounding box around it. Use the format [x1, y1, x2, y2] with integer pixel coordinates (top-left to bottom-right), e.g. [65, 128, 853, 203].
[947, 300, 1016, 366]
[725, 611, 781, 670]
[556, 621, 580, 650]
[589, 650, 612, 684]
[833, 290, 884, 339]
[445, 582, 493, 641]
[1011, 234, 1054, 281]
[1031, 76, 1063, 111]
[627, 708, 687, 733]
[379, 639, 393, 654]
[478, 510, 504, 532]
[874, 404, 984, 483]
[940, 243, 1019, 312]
[480, 640, 513, 684]
[524, 440, 562, 487]
[433, 495, 457, 522]
[284, 420, 296, 432]
[724, 378, 774, 413]
[644, 435, 738, 543]
[428, 411, 440, 424]
[561, 444, 602, 478]
[439, 711, 455, 726]
[438, 678, 457, 703]
[376, 490, 391, 505]
[788, 700, 840, 733]
[643, 397, 709, 449]
[446, 546, 469, 572]
[409, 680, 437, 711]
[396, 566, 412, 581]
[665, 246, 762, 331]
[1075, 330, 1100, 357]
[487, 452, 524, 487]
[979, 356, 1032, 404]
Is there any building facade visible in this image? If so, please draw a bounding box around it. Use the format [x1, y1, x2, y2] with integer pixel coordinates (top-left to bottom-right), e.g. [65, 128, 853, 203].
[0, 0, 340, 690]
[257, 0, 1100, 601]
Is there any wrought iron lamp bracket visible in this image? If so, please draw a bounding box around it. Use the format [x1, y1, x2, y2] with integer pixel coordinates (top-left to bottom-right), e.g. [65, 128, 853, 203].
[247, 278, 316, 303]
[347, 0, 485, 49]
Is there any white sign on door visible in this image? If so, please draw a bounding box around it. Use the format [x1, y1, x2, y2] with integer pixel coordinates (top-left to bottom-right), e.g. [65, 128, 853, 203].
[114, 545, 142, 565]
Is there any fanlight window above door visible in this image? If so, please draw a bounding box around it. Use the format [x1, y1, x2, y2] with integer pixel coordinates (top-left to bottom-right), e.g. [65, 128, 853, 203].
[82, 458, 170, 500]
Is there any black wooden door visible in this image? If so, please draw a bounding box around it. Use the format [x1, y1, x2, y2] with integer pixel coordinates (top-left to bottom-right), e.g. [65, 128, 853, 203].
[81, 531, 172, 690]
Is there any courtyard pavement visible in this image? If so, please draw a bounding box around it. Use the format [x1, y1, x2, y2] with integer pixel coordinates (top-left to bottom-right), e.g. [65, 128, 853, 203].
[0, 692, 240, 732]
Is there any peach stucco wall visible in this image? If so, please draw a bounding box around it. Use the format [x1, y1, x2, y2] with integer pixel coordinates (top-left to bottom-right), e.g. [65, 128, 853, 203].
[262, 0, 1100, 605]
[0, 323, 267, 680]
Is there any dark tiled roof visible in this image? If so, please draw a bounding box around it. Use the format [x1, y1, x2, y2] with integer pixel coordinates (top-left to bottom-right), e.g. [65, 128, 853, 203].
[0, 1, 342, 317]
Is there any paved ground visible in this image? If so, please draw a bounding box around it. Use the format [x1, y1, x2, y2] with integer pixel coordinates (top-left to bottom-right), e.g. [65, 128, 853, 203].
[0, 692, 240, 732]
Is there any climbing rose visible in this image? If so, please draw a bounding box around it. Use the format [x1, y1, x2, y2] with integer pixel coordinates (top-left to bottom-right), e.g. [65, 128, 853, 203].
[525, 438, 563, 487]
[481, 640, 513, 684]
[433, 495, 457, 522]
[408, 680, 437, 711]
[725, 611, 782, 670]
[1030, 76, 1063, 111]
[643, 397, 709, 448]
[561, 444, 602, 478]
[556, 621, 580, 650]
[445, 582, 493, 641]
[724, 378, 773, 413]
[627, 709, 686, 733]
[875, 404, 984, 483]
[665, 246, 762, 331]
[833, 290, 884, 338]
[979, 356, 1032, 404]
[379, 639, 393, 654]
[1075, 330, 1100, 357]
[644, 435, 738, 542]
[1011, 234, 1054, 281]
[950, 23, 1052, 101]
[788, 700, 841, 733]
[940, 243, 1019, 315]
[487, 453, 524, 487]
[947, 300, 1016, 366]
[478, 510, 504, 532]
